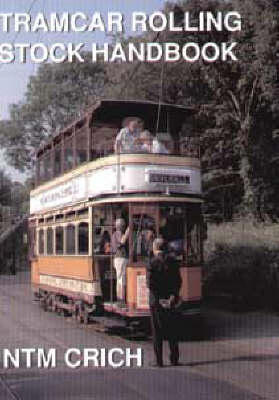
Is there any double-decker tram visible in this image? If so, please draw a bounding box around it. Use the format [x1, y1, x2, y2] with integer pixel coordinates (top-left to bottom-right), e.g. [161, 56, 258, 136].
[29, 100, 203, 330]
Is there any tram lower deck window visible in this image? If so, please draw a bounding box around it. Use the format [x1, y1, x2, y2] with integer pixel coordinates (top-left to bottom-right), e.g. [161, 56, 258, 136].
[78, 222, 89, 255]
[131, 210, 156, 261]
[38, 229, 44, 255]
[47, 227, 53, 255]
[159, 204, 202, 264]
[66, 225, 76, 255]
[56, 227, 64, 255]
[93, 204, 129, 256]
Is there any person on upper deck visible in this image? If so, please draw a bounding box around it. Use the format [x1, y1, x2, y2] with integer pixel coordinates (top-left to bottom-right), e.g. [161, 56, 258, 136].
[114, 117, 141, 154]
[152, 137, 169, 154]
[138, 130, 170, 155]
[139, 130, 153, 153]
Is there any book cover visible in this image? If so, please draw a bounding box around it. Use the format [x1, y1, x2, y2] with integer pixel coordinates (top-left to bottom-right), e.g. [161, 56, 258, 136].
[0, 1, 278, 399]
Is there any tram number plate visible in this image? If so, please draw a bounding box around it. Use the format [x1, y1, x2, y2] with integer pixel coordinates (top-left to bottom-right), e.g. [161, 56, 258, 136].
[149, 173, 190, 185]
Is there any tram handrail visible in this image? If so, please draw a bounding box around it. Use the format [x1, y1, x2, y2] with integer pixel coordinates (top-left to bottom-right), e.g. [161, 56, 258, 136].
[36, 138, 200, 187]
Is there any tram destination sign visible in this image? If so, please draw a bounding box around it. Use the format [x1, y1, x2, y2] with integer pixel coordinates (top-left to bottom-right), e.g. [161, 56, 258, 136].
[148, 172, 190, 185]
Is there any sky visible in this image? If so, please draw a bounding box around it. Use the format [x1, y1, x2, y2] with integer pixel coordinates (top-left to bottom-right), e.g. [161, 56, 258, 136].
[0, 0, 171, 181]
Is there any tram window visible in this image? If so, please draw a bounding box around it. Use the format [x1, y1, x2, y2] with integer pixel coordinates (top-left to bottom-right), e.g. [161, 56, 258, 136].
[66, 224, 76, 255]
[93, 205, 112, 255]
[159, 204, 201, 264]
[43, 151, 52, 181]
[160, 205, 186, 260]
[55, 214, 64, 223]
[38, 229, 44, 255]
[77, 208, 89, 219]
[94, 228, 111, 255]
[78, 222, 89, 255]
[47, 227, 53, 255]
[54, 142, 62, 177]
[91, 126, 116, 159]
[186, 205, 202, 265]
[131, 213, 156, 261]
[64, 134, 74, 172]
[55, 226, 64, 255]
[66, 211, 76, 221]
[93, 204, 129, 255]
[38, 157, 44, 184]
[38, 156, 46, 183]
[76, 127, 88, 165]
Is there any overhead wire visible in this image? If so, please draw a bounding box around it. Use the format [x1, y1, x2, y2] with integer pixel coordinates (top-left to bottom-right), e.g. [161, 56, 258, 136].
[114, 7, 187, 99]
[115, 31, 162, 98]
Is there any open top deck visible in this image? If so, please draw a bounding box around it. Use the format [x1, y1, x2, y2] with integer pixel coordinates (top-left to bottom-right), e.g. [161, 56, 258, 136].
[31, 99, 201, 216]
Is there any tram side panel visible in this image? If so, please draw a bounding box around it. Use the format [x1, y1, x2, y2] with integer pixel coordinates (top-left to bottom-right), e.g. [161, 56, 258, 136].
[125, 265, 202, 316]
[32, 260, 202, 317]
[179, 266, 202, 313]
[31, 256, 102, 307]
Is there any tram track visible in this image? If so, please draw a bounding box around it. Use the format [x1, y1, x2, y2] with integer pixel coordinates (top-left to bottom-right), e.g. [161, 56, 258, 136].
[0, 374, 22, 400]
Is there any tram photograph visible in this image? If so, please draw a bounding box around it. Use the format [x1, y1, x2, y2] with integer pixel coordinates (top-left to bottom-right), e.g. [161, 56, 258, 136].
[29, 99, 203, 331]
[1, 0, 279, 397]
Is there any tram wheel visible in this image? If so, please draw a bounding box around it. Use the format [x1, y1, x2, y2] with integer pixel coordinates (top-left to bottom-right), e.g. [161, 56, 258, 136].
[39, 292, 49, 312]
[46, 295, 53, 312]
[72, 305, 78, 320]
[51, 295, 58, 313]
[40, 298, 48, 312]
[83, 308, 89, 325]
[76, 304, 84, 324]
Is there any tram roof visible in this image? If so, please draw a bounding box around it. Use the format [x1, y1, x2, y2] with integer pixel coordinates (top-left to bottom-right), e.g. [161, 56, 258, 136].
[37, 99, 195, 156]
[91, 99, 195, 120]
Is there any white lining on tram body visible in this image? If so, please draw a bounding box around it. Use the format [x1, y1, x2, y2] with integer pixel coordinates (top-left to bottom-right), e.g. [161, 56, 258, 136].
[30, 156, 201, 215]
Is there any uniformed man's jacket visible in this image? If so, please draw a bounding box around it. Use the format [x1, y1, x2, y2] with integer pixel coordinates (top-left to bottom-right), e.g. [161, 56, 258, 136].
[146, 253, 182, 306]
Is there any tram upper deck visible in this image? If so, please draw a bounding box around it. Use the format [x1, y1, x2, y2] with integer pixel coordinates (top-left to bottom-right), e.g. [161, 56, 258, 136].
[30, 100, 201, 216]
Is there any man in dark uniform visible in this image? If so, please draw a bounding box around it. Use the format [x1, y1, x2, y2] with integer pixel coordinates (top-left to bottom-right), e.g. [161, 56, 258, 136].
[146, 238, 182, 367]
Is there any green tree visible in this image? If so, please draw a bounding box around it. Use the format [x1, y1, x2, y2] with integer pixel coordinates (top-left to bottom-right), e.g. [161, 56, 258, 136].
[201, 0, 279, 220]
[118, 0, 279, 220]
[0, 56, 108, 172]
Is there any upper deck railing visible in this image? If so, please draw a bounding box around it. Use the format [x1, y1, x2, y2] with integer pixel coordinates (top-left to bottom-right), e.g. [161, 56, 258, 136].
[36, 136, 200, 187]
[35, 99, 198, 187]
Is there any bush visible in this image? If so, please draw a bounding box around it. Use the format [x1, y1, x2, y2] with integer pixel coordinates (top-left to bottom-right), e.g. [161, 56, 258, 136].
[203, 223, 279, 311]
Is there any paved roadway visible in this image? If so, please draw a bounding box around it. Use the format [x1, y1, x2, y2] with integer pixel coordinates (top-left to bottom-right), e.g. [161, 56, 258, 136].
[0, 272, 279, 400]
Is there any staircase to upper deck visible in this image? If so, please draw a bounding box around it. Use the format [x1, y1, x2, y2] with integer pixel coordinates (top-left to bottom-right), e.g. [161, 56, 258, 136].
[0, 215, 28, 274]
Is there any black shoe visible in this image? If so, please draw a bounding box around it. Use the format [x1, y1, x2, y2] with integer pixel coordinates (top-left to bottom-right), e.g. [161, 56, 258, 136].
[170, 357, 179, 366]
[170, 361, 180, 366]
[149, 361, 163, 368]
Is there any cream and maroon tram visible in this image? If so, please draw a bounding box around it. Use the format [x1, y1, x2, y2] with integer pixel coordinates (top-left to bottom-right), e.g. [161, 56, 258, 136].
[29, 100, 203, 325]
